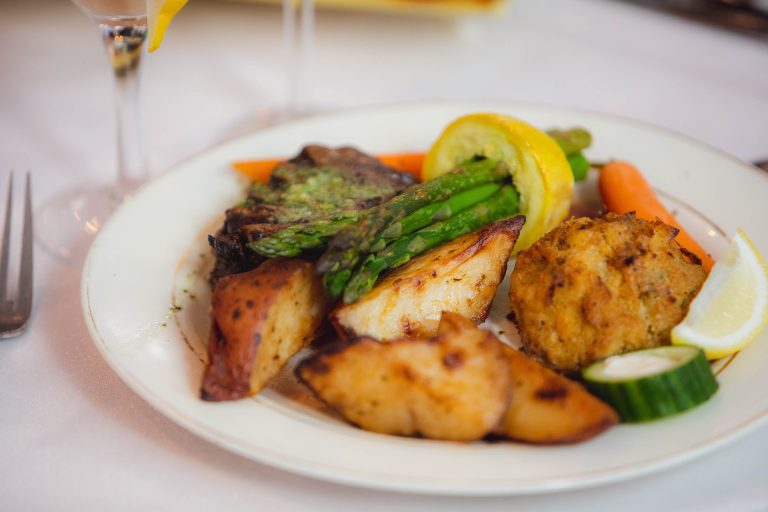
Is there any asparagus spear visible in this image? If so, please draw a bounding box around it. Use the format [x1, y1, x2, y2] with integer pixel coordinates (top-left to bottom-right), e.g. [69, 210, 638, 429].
[567, 153, 590, 181]
[368, 182, 502, 251]
[255, 129, 588, 258]
[547, 128, 593, 182]
[250, 182, 502, 258]
[249, 214, 359, 258]
[342, 185, 520, 304]
[547, 128, 592, 155]
[317, 158, 508, 275]
[323, 268, 353, 300]
[321, 182, 503, 298]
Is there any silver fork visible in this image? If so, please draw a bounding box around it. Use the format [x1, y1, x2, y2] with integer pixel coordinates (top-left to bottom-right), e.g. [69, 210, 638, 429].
[0, 172, 33, 338]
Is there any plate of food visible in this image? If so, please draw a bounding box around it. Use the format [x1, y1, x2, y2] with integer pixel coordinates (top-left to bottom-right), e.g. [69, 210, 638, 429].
[81, 101, 768, 495]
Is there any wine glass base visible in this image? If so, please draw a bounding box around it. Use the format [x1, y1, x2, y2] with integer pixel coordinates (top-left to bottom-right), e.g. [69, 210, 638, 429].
[35, 185, 126, 263]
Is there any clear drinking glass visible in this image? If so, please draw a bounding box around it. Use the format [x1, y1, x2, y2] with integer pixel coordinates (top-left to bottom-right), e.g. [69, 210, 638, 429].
[42, 0, 314, 261]
[38, 0, 148, 261]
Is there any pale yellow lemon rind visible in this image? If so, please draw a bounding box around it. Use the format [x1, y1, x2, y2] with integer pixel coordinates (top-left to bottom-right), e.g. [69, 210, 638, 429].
[147, 0, 189, 52]
[671, 229, 768, 359]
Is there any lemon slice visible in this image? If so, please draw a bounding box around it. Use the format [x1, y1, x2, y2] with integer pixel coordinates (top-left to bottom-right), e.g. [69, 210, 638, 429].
[422, 113, 573, 252]
[671, 229, 768, 359]
[147, 0, 188, 52]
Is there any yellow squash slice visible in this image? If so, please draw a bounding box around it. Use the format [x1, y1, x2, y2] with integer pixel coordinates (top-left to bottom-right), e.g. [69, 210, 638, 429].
[423, 113, 573, 252]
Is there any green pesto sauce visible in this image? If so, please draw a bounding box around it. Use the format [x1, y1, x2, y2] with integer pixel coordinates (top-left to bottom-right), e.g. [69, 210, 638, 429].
[247, 165, 399, 223]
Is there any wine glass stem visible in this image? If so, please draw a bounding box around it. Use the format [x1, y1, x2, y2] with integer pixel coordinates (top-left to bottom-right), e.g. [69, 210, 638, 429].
[283, 0, 314, 115]
[299, 0, 314, 109]
[100, 23, 148, 197]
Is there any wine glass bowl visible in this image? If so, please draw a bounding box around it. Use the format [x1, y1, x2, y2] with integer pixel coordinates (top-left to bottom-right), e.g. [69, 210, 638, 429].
[40, 0, 315, 262]
[72, 0, 146, 22]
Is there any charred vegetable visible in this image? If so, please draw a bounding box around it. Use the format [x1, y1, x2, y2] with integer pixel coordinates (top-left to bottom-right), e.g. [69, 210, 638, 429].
[209, 145, 416, 281]
[298, 312, 512, 441]
[249, 182, 502, 259]
[316, 158, 509, 276]
[495, 344, 618, 443]
[201, 258, 330, 401]
[332, 217, 525, 341]
[341, 185, 520, 304]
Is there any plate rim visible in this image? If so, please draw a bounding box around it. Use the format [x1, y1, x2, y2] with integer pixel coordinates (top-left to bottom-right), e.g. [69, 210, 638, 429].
[81, 99, 768, 496]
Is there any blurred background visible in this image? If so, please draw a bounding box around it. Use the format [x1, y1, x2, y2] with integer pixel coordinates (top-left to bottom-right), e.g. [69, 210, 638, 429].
[1, 0, 767, 203]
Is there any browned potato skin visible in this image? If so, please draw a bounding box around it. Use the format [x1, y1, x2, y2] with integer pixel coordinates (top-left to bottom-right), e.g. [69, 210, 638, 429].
[494, 345, 618, 444]
[297, 312, 512, 441]
[509, 212, 707, 373]
[332, 216, 525, 341]
[201, 258, 329, 401]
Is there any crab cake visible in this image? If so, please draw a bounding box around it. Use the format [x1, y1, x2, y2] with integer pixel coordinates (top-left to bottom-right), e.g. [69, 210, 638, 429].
[509, 212, 707, 373]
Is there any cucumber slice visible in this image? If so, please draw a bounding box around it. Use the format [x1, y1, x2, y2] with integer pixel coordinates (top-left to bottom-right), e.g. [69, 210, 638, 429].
[582, 346, 718, 423]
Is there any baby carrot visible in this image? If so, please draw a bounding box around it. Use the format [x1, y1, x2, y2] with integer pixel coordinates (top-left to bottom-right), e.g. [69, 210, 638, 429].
[598, 160, 714, 271]
[231, 151, 425, 183]
[231, 158, 283, 183]
[377, 152, 424, 180]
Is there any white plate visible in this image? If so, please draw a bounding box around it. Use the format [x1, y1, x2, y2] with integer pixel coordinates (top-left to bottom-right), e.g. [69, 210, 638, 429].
[82, 101, 768, 496]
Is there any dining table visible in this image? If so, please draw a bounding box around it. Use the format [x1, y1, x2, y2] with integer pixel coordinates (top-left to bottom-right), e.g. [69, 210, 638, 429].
[2, 0, 768, 510]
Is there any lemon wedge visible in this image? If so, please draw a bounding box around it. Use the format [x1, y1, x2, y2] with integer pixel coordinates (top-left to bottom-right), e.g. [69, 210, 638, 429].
[671, 229, 768, 359]
[422, 113, 573, 252]
[147, 0, 188, 52]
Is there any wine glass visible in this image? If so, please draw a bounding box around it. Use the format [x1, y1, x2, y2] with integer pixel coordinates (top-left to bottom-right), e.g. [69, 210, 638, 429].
[41, 0, 314, 262]
[37, 0, 148, 261]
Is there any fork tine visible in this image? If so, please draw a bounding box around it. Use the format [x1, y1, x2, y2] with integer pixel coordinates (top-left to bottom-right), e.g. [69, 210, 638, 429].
[0, 172, 13, 302]
[15, 173, 33, 317]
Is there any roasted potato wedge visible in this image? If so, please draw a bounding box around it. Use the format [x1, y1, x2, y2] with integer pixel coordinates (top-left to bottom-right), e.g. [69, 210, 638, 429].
[332, 216, 525, 341]
[297, 312, 512, 441]
[201, 258, 329, 401]
[493, 345, 618, 443]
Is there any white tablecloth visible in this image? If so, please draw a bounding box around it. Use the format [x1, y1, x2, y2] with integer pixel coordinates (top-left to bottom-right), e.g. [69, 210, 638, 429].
[2, 0, 767, 510]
